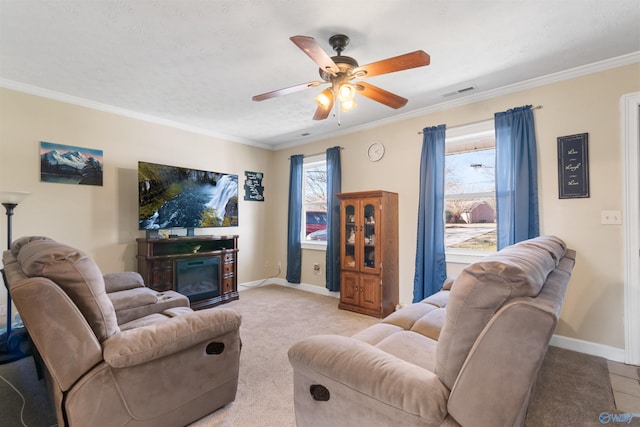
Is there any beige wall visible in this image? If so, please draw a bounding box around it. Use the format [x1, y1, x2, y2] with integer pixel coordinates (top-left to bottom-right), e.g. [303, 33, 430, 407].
[0, 88, 272, 296]
[269, 63, 640, 349]
[1, 63, 637, 350]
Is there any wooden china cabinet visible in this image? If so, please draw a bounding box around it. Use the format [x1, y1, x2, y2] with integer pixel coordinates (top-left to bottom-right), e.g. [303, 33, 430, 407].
[336, 190, 398, 318]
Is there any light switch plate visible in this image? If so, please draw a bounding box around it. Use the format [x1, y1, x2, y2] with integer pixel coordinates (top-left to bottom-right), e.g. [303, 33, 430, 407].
[601, 210, 622, 225]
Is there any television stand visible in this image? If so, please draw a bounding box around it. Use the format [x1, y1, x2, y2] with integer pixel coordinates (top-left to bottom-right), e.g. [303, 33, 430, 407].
[136, 235, 239, 309]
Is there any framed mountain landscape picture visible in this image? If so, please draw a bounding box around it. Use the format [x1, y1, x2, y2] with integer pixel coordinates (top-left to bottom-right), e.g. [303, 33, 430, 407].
[40, 141, 104, 186]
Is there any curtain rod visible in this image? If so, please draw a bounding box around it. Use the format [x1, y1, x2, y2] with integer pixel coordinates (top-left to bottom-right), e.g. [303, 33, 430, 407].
[417, 105, 542, 134]
[288, 146, 344, 160]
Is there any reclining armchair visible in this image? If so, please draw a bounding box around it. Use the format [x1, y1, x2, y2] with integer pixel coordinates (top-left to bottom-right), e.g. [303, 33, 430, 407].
[2, 236, 242, 427]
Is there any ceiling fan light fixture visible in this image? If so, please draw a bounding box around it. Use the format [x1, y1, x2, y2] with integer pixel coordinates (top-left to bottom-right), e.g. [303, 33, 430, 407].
[338, 83, 356, 102]
[341, 99, 357, 112]
[314, 88, 333, 109]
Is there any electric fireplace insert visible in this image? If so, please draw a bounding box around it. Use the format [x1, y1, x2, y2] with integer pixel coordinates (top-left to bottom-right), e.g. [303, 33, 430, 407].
[175, 257, 220, 302]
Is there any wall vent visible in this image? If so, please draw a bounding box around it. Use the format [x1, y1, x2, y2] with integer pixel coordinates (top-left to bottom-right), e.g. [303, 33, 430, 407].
[442, 85, 477, 98]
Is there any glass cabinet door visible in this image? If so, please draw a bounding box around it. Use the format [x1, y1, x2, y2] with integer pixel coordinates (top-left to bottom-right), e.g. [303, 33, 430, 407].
[342, 202, 357, 270]
[362, 199, 378, 272]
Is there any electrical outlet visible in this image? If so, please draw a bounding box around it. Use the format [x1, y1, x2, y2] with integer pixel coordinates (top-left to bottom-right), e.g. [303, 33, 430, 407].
[0, 305, 6, 317]
[313, 263, 321, 275]
[601, 210, 622, 225]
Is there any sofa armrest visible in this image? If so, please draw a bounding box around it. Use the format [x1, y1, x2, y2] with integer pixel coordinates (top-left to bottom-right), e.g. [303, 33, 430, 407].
[103, 272, 145, 293]
[103, 308, 241, 368]
[288, 335, 449, 423]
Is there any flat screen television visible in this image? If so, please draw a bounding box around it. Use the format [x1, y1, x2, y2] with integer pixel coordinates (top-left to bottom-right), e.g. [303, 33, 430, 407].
[138, 161, 238, 234]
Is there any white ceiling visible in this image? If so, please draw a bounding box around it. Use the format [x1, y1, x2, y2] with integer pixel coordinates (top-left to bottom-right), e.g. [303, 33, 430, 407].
[1, 1, 639, 150]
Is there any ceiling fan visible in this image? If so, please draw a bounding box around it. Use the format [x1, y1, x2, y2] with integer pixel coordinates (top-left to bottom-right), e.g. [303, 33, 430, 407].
[252, 34, 430, 120]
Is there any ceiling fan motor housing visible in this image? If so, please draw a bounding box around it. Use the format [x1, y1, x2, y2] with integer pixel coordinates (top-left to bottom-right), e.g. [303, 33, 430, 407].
[329, 34, 349, 54]
[319, 55, 359, 81]
[319, 34, 360, 81]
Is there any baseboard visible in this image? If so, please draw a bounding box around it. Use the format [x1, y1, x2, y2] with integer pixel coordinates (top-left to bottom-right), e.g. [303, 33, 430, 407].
[239, 279, 626, 362]
[239, 279, 340, 299]
[550, 334, 625, 363]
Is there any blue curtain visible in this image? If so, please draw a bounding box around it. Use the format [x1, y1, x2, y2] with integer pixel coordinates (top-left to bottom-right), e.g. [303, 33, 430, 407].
[325, 146, 342, 292]
[413, 125, 447, 302]
[495, 105, 540, 250]
[286, 154, 303, 283]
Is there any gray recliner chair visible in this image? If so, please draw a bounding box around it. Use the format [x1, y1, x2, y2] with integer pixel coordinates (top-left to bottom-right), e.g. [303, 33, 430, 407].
[2, 236, 242, 427]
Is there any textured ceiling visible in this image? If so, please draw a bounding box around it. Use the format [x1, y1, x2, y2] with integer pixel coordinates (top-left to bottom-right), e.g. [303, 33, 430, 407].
[1, 0, 639, 150]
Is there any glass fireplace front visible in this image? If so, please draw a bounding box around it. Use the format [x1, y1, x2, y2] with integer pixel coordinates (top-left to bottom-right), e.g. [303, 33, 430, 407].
[175, 257, 220, 302]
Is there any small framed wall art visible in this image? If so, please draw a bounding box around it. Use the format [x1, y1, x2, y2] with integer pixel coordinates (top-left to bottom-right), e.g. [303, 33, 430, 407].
[557, 133, 589, 199]
[244, 171, 264, 201]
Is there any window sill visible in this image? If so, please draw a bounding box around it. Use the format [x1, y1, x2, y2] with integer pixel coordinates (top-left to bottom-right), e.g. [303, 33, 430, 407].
[301, 241, 327, 251]
[446, 249, 494, 264]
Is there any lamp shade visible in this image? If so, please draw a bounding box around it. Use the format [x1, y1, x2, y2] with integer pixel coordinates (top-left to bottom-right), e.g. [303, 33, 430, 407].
[0, 191, 30, 205]
[314, 88, 333, 109]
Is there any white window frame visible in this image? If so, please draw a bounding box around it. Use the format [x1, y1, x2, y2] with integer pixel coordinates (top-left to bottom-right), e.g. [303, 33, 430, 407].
[445, 119, 496, 263]
[301, 154, 328, 251]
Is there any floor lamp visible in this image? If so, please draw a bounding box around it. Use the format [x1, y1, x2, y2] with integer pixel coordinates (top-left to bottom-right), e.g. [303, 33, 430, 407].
[0, 191, 30, 364]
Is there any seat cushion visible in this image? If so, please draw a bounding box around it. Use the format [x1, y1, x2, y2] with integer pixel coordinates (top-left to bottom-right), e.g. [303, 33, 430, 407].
[109, 288, 159, 312]
[375, 331, 438, 371]
[16, 238, 119, 341]
[119, 313, 171, 331]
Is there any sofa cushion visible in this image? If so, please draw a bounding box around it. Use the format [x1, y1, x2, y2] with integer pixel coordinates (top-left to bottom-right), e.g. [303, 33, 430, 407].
[10, 235, 53, 257]
[108, 288, 159, 312]
[410, 307, 447, 340]
[16, 238, 120, 341]
[517, 235, 566, 266]
[435, 235, 563, 389]
[119, 313, 171, 331]
[381, 302, 442, 330]
[103, 271, 145, 293]
[352, 323, 404, 346]
[375, 331, 438, 372]
[441, 277, 455, 291]
[421, 290, 449, 308]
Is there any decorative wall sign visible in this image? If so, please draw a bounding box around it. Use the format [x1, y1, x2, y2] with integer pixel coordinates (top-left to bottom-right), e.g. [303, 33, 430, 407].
[244, 171, 264, 201]
[40, 141, 103, 186]
[557, 133, 589, 199]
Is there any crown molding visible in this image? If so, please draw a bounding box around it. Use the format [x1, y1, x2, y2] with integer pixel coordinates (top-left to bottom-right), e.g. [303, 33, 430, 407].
[0, 78, 272, 150]
[2, 51, 638, 152]
[272, 51, 640, 151]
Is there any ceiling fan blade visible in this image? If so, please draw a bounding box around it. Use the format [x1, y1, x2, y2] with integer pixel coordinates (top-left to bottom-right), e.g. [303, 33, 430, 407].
[252, 81, 325, 102]
[355, 50, 430, 78]
[356, 81, 408, 109]
[313, 94, 335, 121]
[290, 35, 339, 75]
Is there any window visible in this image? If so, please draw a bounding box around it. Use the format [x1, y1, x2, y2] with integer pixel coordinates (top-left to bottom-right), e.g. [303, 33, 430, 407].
[302, 155, 327, 247]
[444, 121, 497, 259]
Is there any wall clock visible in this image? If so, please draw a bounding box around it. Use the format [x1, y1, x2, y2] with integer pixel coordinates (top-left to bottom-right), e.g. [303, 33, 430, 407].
[367, 142, 385, 162]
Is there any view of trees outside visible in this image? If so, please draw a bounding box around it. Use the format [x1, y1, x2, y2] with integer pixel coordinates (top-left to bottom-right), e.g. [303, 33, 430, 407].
[444, 148, 497, 251]
[303, 161, 328, 241]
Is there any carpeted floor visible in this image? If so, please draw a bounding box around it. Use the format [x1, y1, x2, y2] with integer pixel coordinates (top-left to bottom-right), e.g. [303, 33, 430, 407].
[0, 284, 622, 426]
[0, 352, 56, 427]
[525, 346, 623, 426]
